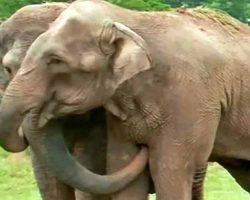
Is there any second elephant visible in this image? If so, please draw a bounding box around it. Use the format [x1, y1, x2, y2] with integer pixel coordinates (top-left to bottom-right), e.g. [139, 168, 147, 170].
[0, 3, 109, 200]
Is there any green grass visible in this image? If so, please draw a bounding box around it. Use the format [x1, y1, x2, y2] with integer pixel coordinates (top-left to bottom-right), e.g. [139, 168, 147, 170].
[0, 149, 249, 200]
[204, 163, 250, 200]
[0, 150, 40, 200]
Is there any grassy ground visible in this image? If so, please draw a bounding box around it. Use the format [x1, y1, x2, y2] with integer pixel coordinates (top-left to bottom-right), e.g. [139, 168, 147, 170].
[0, 150, 40, 200]
[0, 150, 249, 200]
[204, 163, 250, 200]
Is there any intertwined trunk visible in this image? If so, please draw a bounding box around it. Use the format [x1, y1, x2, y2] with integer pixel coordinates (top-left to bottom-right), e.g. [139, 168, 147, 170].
[23, 112, 148, 194]
[0, 67, 148, 194]
[0, 84, 148, 194]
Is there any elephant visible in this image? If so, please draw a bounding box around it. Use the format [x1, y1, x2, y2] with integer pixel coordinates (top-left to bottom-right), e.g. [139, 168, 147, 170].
[0, 2, 104, 200]
[0, 2, 148, 200]
[0, 2, 210, 200]
[0, 0, 250, 199]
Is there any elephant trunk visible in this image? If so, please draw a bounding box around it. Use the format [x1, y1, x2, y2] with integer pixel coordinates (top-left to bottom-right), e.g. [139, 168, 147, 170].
[0, 64, 148, 193]
[0, 94, 28, 152]
[23, 112, 148, 194]
[0, 68, 45, 152]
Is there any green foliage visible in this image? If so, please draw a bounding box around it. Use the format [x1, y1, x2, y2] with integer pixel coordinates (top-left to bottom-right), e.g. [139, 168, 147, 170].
[108, 0, 171, 11]
[0, 0, 66, 19]
[206, 0, 250, 22]
[163, 0, 250, 23]
[109, 0, 250, 23]
[166, 0, 207, 7]
[0, 0, 248, 23]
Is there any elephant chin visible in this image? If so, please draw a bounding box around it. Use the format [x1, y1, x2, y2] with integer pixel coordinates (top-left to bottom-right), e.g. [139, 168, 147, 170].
[23, 113, 148, 194]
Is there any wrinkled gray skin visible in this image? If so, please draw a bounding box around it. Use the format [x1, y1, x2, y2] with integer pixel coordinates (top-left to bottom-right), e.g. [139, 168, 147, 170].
[0, 2, 151, 200]
[0, 3, 203, 200]
[0, 67, 7, 98]
[1, 0, 250, 199]
[0, 3, 109, 200]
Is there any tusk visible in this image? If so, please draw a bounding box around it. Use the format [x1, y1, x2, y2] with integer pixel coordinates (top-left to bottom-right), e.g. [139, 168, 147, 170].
[38, 113, 54, 128]
[18, 126, 24, 138]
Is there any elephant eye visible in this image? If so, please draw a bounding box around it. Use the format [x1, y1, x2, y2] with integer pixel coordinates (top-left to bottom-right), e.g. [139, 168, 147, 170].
[4, 66, 12, 75]
[46, 55, 70, 74]
[47, 58, 64, 65]
[46, 53, 67, 66]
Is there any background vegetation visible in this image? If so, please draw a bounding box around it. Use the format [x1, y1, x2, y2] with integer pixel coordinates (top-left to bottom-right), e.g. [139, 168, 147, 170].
[0, 0, 249, 199]
[0, 0, 249, 23]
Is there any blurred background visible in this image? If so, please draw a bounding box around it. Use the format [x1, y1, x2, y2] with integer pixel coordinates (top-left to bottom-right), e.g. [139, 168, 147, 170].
[0, 0, 249, 23]
[0, 0, 249, 200]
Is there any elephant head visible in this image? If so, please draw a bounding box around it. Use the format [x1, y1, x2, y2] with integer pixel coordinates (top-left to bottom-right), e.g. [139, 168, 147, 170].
[0, 1, 149, 194]
[8, 0, 151, 124]
[0, 2, 69, 152]
[0, 0, 152, 149]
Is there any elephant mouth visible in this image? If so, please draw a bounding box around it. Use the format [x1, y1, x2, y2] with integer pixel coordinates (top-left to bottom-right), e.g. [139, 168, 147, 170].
[37, 102, 95, 128]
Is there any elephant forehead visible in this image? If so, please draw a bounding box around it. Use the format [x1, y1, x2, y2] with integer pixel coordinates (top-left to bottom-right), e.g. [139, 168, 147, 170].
[48, 20, 101, 52]
[53, 11, 100, 36]
[51, 1, 109, 37]
[71, 0, 107, 21]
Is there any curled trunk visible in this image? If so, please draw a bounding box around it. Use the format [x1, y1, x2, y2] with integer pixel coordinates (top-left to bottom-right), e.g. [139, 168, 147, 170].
[0, 76, 148, 193]
[23, 112, 148, 194]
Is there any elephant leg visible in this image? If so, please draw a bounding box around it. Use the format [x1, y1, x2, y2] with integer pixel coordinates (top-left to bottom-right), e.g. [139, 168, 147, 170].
[218, 159, 250, 193]
[106, 114, 149, 200]
[146, 92, 220, 200]
[65, 111, 110, 200]
[149, 143, 212, 200]
[148, 120, 217, 199]
[73, 134, 110, 200]
[149, 142, 194, 200]
[30, 149, 75, 200]
[192, 165, 207, 200]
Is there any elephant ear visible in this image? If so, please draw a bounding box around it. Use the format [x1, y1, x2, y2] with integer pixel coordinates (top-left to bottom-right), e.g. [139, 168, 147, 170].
[99, 21, 152, 88]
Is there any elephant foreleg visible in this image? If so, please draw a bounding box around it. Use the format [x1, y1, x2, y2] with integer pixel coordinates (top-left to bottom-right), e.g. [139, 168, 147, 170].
[147, 162, 207, 200]
[73, 133, 110, 200]
[30, 149, 75, 200]
[66, 111, 110, 200]
[192, 165, 207, 200]
[107, 114, 149, 200]
[148, 112, 218, 199]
